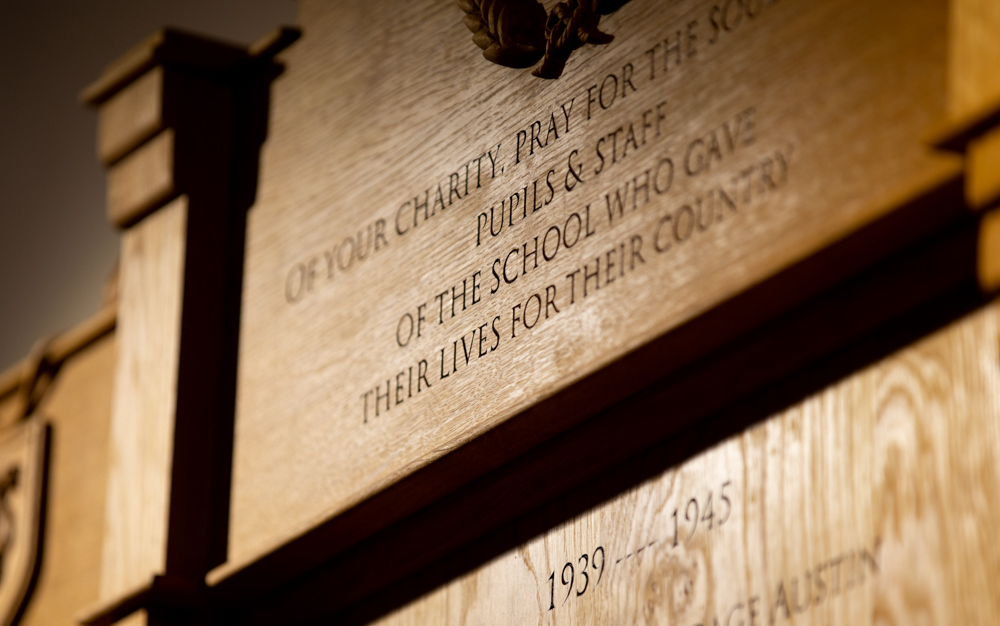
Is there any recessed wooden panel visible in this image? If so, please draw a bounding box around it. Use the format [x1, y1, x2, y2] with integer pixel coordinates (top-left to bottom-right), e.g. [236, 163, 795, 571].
[375, 301, 1000, 626]
[227, 0, 958, 572]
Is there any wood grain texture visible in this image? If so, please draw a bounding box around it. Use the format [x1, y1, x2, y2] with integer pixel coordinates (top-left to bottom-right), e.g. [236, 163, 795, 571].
[100, 196, 187, 602]
[98, 67, 164, 167]
[209, 197, 986, 622]
[948, 0, 1000, 120]
[106, 130, 176, 228]
[226, 0, 957, 574]
[375, 300, 1000, 626]
[15, 334, 115, 626]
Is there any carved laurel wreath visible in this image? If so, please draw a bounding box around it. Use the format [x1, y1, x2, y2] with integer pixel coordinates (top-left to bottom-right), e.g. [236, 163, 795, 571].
[458, 0, 632, 79]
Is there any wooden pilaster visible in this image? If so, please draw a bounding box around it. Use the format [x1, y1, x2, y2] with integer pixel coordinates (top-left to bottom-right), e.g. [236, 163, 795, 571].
[76, 26, 298, 626]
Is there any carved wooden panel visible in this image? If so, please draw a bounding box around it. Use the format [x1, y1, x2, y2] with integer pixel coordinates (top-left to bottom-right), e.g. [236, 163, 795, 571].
[224, 0, 958, 575]
[375, 301, 1000, 625]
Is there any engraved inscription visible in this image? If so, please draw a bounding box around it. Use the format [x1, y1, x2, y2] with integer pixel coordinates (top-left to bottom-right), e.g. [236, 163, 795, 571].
[690, 547, 881, 626]
[229, 0, 972, 582]
[354, 0, 792, 424]
[275, 1, 793, 425]
[368, 294, 998, 626]
[546, 546, 605, 610]
[668, 480, 732, 547]
[359, 114, 793, 423]
[538, 480, 736, 614]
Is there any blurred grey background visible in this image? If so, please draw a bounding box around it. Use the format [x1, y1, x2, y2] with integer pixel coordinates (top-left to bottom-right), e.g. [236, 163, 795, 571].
[0, 0, 297, 370]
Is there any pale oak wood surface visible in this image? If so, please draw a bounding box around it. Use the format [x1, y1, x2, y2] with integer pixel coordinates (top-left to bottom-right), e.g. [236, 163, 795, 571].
[100, 197, 187, 603]
[226, 0, 959, 574]
[106, 130, 176, 228]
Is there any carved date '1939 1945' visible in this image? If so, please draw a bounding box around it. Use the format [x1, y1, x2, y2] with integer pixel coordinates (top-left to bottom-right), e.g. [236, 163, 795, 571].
[541, 480, 736, 613]
[547, 546, 606, 610]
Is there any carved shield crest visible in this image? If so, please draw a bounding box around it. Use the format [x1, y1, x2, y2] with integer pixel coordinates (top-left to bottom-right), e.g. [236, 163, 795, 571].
[0, 418, 47, 626]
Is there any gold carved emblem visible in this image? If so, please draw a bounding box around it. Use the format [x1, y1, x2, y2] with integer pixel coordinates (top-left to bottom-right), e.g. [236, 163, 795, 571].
[458, 0, 633, 79]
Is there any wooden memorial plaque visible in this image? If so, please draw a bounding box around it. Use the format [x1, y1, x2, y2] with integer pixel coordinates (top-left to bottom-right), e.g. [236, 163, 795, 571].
[225, 0, 959, 574]
[374, 302, 1000, 626]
